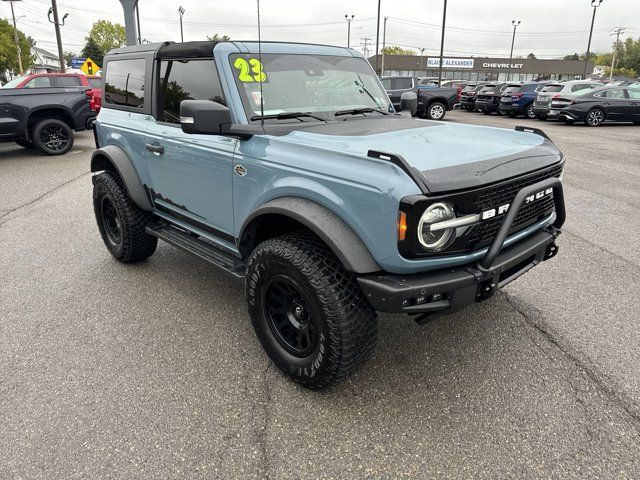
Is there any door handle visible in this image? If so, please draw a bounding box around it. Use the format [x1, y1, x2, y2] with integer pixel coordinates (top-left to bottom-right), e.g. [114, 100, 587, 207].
[145, 144, 164, 154]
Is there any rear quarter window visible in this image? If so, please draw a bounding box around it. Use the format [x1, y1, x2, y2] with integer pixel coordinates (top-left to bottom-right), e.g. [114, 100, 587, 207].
[24, 77, 52, 88]
[104, 58, 146, 109]
[56, 76, 82, 87]
[394, 78, 413, 89]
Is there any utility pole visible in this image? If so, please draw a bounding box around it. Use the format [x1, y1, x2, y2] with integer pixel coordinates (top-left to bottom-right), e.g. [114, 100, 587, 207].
[419, 47, 425, 76]
[381, 16, 388, 76]
[178, 6, 185, 42]
[2, 0, 23, 74]
[345, 14, 354, 48]
[609, 27, 625, 82]
[508, 20, 521, 81]
[361, 38, 372, 59]
[437, 0, 447, 86]
[48, 0, 69, 73]
[584, 0, 603, 79]
[374, 0, 381, 74]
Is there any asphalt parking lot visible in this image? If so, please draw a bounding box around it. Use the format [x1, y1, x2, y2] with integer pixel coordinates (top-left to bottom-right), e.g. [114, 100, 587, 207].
[1, 112, 639, 479]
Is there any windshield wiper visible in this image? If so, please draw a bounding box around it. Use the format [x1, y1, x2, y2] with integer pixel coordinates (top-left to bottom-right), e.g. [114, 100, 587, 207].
[250, 112, 329, 122]
[334, 107, 389, 117]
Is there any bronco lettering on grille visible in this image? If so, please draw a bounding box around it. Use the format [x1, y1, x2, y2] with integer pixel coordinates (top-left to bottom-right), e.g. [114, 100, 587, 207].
[481, 187, 553, 221]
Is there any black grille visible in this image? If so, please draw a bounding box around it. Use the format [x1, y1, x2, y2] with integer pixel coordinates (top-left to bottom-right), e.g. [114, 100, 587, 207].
[468, 164, 563, 249]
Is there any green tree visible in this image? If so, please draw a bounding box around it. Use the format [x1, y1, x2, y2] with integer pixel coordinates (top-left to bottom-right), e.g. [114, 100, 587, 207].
[0, 19, 33, 79]
[207, 34, 230, 41]
[63, 51, 78, 66]
[382, 45, 415, 56]
[82, 36, 104, 66]
[527, 52, 537, 59]
[85, 20, 126, 60]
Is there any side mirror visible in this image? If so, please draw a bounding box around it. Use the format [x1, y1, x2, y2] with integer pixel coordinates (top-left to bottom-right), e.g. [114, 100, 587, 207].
[399, 91, 418, 117]
[180, 99, 232, 134]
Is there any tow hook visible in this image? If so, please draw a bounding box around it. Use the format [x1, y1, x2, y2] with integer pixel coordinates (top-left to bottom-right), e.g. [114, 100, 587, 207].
[476, 280, 496, 302]
[544, 243, 559, 260]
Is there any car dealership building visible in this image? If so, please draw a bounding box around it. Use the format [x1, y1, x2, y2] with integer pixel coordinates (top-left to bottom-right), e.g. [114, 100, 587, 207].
[370, 55, 594, 82]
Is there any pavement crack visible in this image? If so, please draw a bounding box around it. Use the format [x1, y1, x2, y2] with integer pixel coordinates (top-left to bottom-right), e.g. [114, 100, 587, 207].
[503, 291, 640, 424]
[254, 362, 273, 480]
[562, 228, 640, 269]
[0, 171, 90, 225]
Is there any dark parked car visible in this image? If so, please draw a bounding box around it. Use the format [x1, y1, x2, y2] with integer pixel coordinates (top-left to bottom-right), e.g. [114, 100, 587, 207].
[533, 81, 600, 120]
[380, 76, 458, 120]
[499, 82, 549, 119]
[0, 86, 94, 154]
[459, 83, 486, 111]
[552, 86, 640, 126]
[475, 83, 509, 114]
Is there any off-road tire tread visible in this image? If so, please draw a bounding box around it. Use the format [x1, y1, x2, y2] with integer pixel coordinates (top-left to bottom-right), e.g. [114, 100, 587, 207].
[93, 171, 157, 263]
[246, 232, 377, 389]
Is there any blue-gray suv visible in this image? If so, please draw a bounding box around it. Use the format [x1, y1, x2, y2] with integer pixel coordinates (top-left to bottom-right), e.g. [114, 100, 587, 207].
[91, 41, 566, 389]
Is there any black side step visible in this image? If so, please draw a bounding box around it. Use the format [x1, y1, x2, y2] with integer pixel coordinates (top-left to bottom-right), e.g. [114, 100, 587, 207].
[146, 224, 246, 279]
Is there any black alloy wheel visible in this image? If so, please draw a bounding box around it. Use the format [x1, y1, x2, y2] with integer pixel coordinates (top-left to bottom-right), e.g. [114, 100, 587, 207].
[40, 124, 69, 152]
[33, 119, 74, 155]
[99, 195, 122, 247]
[263, 274, 318, 357]
[585, 108, 605, 127]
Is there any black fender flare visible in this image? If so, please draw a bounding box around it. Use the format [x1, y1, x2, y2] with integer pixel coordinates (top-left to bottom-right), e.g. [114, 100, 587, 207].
[90, 144, 153, 211]
[240, 197, 381, 274]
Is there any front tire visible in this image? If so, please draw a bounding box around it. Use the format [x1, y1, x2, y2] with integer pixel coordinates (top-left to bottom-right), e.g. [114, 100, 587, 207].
[246, 232, 377, 389]
[585, 108, 605, 127]
[93, 171, 158, 263]
[33, 118, 74, 155]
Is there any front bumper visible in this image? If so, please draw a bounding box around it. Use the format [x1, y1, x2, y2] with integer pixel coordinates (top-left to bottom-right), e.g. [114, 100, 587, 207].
[358, 177, 565, 316]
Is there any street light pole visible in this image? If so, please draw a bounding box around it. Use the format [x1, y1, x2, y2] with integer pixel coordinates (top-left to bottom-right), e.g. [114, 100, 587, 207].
[507, 20, 521, 81]
[381, 16, 388, 75]
[375, 0, 381, 74]
[2, 0, 23, 74]
[178, 6, 185, 42]
[584, 0, 603, 78]
[48, 0, 69, 73]
[419, 47, 425, 76]
[345, 14, 354, 48]
[437, 0, 447, 86]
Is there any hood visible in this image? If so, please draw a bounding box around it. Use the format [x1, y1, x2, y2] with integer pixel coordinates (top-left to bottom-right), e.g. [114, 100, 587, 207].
[273, 117, 562, 193]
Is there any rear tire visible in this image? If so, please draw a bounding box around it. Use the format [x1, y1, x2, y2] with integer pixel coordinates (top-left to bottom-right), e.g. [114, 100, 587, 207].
[93, 171, 158, 263]
[246, 232, 377, 389]
[33, 118, 74, 155]
[585, 108, 605, 127]
[525, 104, 536, 119]
[537, 114, 547, 121]
[15, 138, 34, 149]
[426, 101, 446, 120]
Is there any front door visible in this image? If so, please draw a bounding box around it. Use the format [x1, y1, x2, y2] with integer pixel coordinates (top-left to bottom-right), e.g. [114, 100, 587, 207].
[145, 57, 237, 242]
[624, 88, 640, 121]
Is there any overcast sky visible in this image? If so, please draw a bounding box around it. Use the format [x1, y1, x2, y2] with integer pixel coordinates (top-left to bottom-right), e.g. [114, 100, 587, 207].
[2, 0, 638, 60]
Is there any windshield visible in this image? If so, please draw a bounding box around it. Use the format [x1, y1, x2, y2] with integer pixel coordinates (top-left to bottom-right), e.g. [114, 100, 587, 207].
[229, 53, 391, 119]
[2, 76, 27, 88]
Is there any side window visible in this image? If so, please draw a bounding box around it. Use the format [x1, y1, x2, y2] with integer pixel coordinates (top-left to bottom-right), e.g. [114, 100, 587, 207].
[627, 89, 640, 99]
[605, 88, 625, 99]
[104, 58, 146, 109]
[394, 78, 413, 90]
[55, 76, 82, 87]
[380, 78, 392, 90]
[24, 77, 52, 88]
[158, 59, 226, 124]
[571, 84, 584, 92]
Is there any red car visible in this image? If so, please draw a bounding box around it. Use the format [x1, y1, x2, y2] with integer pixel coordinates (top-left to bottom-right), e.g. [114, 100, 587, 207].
[2, 72, 103, 113]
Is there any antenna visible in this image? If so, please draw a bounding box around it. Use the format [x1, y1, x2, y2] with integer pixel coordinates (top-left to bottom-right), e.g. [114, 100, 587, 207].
[257, 0, 265, 129]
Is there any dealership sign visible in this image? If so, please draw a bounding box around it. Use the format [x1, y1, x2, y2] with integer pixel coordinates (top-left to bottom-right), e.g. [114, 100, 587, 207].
[483, 62, 524, 69]
[427, 58, 475, 69]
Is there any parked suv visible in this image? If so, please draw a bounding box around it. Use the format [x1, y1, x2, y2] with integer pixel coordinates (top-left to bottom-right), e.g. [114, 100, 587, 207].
[459, 83, 486, 110]
[2, 72, 103, 113]
[499, 82, 549, 119]
[475, 83, 509, 114]
[533, 80, 600, 120]
[92, 41, 565, 389]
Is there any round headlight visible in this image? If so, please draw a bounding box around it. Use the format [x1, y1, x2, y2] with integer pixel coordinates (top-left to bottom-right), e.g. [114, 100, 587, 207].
[417, 202, 456, 251]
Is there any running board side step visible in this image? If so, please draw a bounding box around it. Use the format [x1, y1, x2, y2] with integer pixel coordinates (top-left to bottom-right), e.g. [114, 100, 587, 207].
[146, 224, 246, 279]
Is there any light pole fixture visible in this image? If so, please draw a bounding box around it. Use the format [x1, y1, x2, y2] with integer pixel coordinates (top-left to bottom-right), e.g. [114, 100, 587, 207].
[437, 0, 448, 86]
[381, 16, 388, 75]
[374, 0, 381, 73]
[47, 0, 69, 73]
[584, 0, 603, 78]
[507, 19, 521, 81]
[178, 6, 185, 42]
[345, 14, 354, 48]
